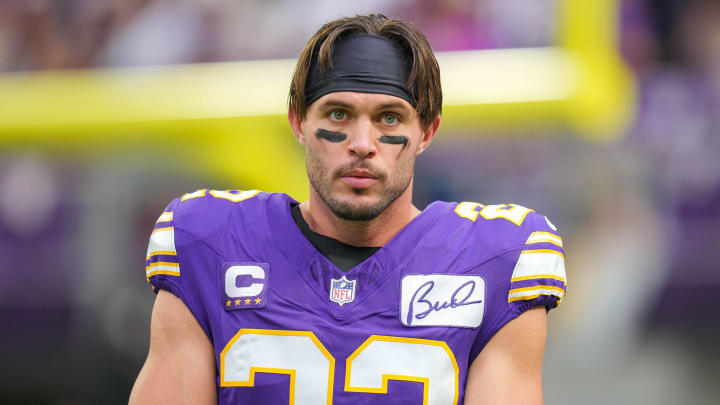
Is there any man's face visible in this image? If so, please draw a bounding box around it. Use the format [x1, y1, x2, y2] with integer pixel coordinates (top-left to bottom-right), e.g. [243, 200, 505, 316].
[293, 92, 435, 221]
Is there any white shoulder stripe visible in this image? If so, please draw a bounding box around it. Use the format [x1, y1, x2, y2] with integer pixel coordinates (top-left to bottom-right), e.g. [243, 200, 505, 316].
[526, 231, 562, 247]
[147, 227, 176, 258]
[511, 250, 566, 282]
[146, 261, 180, 278]
[156, 211, 173, 223]
[508, 286, 564, 302]
[146, 266, 181, 278]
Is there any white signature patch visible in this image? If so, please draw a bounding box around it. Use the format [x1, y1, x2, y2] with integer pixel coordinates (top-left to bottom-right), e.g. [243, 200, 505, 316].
[400, 274, 485, 328]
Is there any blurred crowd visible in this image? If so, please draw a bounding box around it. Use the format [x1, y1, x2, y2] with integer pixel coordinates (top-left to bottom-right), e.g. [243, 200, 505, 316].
[0, 0, 555, 71]
[1, 0, 720, 404]
[621, 0, 720, 327]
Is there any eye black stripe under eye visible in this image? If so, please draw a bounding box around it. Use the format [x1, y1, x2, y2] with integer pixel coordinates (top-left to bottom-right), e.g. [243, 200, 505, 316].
[379, 135, 408, 148]
[316, 129, 347, 143]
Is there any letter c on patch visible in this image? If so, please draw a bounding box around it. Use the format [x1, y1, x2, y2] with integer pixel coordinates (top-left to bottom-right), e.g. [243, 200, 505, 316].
[225, 265, 265, 297]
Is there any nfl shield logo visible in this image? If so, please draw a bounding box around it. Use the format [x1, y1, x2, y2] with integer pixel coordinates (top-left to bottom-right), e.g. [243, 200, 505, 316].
[329, 275, 356, 306]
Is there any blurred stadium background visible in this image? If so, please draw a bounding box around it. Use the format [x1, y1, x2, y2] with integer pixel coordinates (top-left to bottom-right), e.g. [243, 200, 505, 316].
[1, 0, 719, 404]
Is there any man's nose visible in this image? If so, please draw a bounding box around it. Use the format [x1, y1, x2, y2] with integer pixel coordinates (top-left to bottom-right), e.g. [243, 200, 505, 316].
[347, 117, 378, 159]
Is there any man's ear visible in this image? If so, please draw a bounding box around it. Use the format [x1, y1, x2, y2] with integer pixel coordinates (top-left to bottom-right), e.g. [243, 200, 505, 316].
[288, 106, 306, 146]
[416, 115, 441, 155]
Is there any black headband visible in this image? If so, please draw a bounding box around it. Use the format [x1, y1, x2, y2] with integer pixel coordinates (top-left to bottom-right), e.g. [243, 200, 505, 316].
[304, 33, 415, 108]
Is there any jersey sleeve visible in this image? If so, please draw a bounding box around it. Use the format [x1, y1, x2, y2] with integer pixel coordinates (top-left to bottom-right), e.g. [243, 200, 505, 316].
[145, 197, 184, 297]
[142, 190, 255, 341]
[506, 212, 567, 314]
[143, 194, 217, 339]
[469, 209, 567, 360]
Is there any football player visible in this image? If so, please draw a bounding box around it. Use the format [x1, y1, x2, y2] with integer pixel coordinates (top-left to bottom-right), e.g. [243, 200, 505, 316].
[130, 14, 566, 405]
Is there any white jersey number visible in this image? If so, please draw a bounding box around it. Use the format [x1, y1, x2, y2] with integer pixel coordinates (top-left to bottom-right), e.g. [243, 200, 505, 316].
[220, 329, 334, 404]
[454, 202, 533, 226]
[220, 330, 459, 405]
[346, 336, 458, 404]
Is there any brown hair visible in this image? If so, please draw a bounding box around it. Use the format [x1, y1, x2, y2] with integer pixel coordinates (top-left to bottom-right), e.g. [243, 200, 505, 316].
[289, 14, 442, 130]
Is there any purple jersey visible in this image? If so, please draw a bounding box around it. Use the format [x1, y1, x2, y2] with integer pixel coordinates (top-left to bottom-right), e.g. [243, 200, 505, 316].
[145, 190, 566, 405]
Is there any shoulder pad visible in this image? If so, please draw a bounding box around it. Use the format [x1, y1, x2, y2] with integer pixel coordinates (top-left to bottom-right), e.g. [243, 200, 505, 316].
[452, 201, 567, 305]
[171, 189, 264, 236]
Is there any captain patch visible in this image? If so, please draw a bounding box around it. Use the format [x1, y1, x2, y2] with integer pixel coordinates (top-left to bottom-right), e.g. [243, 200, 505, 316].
[222, 263, 269, 311]
[401, 274, 485, 328]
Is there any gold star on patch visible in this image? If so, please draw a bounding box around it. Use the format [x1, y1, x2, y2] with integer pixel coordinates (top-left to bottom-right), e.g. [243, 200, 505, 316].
[234, 299, 242, 306]
[244, 298, 251, 305]
[254, 297, 262, 304]
[226, 300, 231, 307]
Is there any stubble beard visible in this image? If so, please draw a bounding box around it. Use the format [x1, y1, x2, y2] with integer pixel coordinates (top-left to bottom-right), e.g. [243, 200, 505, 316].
[306, 152, 414, 222]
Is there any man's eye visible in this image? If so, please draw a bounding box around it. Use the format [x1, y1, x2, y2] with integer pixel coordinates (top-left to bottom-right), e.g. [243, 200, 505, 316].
[329, 110, 346, 121]
[382, 114, 399, 125]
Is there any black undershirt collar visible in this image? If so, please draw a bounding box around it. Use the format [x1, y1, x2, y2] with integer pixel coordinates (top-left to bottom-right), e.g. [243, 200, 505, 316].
[290, 204, 380, 272]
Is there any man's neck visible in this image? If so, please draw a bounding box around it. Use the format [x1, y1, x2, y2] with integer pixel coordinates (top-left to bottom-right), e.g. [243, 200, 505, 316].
[299, 189, 421, 247]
